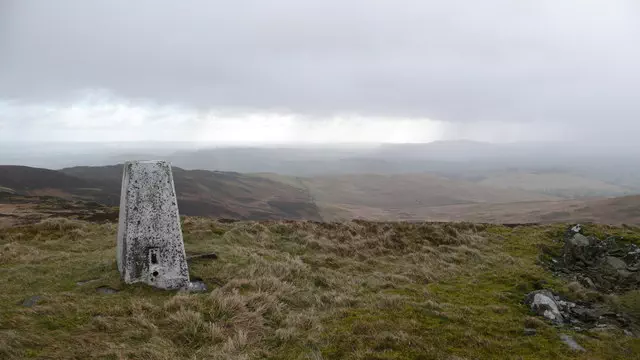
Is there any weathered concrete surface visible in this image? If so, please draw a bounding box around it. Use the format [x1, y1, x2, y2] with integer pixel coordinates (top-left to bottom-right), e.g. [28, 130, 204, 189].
[117, 160, 190, 290]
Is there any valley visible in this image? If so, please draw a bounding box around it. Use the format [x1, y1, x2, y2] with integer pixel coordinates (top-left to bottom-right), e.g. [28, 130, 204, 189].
[2, 162, 640, 225]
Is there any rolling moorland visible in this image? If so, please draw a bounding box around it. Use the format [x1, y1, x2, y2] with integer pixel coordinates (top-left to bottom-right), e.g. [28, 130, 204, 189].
[2, 162, 640, 225]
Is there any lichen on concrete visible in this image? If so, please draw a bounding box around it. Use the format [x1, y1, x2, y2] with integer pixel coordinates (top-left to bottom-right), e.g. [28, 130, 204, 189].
[116, 160, 190, 290]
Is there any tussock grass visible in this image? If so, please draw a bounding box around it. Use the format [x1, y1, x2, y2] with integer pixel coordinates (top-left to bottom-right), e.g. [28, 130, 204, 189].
[1, 219, 639, 359]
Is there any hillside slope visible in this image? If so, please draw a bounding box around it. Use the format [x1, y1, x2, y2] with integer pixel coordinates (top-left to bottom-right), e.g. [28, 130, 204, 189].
[476, 172, 632, 198]
[5, 165, 640, 224]
[0, 165, 108, 199]
[61, 165, 321, 220]
[406, 195, 640, 225]
[295, 173, 560, 220]
[0, 165, 321, 220]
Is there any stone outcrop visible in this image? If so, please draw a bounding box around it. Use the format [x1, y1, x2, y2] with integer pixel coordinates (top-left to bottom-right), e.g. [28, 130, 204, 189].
[556, 224, 640, 292]
[525, 224, 640, 337]
[524, 288, 634, 333]
[524, 290, 564, 324]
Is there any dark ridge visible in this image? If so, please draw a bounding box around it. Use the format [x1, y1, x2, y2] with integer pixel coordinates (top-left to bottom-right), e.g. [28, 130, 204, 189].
[2, 164, 322, 221]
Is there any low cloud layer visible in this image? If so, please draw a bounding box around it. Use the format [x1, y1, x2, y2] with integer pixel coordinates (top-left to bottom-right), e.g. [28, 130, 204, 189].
[1, 93, 567, 143]
[1, 0, 639, 143]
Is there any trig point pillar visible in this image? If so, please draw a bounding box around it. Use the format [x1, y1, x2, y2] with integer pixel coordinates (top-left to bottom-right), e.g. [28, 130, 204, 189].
[116, 160, 190, 290]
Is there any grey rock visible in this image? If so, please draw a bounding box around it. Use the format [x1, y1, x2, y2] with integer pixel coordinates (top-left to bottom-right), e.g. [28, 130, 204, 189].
[96, 286, 119, 294]
[570, 224, 583, 234]
[525, 290, 564, 324]
[626, 245, 640, 263]
[618, 269, 633, 278]
[524, 328, 537, 336]
[22, 295, 41, 307]
[605, 256, 627, 270]
[580, 277, 596, 289]
[603, 237, 621, 252]
[568, 234, 591, 247]
[560, 334, 586, 352]
[563, 234, 599, 266]
[589, 325, 618, 334]
[187, 280, 208, 293]
[556, 300, 576, 313]
[571, 307, 599, 323]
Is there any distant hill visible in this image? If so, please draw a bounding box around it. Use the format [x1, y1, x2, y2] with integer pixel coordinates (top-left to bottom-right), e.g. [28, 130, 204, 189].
[10, 141, 640, 198]
[252, 173, 640, 224]
[0, 165, 94, 191]
[0, 165, 113, 200]
[255, 173, 561, 221]
[0, 165, 321, 221]
[474, 171, 632, 199]
[404, 195, 640, 225]
[4, 164, 640, 224]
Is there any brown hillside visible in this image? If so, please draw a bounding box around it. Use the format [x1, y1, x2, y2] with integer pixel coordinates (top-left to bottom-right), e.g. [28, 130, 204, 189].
[476, 172, 631, 198]
[0, 165, 94, 193]
[0, 165, 321, 221]
[400, 195, 640, 225]
[300, 173, 560, 220]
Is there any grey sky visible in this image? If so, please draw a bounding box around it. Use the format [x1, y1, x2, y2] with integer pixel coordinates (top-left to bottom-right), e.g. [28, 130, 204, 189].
[1, 0, 639, 142]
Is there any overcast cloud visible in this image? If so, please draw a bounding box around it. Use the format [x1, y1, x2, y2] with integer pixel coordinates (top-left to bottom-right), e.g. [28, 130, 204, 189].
[1, 0, 639, 143]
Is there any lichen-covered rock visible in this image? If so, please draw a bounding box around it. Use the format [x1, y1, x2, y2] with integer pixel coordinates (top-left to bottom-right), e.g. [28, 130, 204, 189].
[563, 233, 600, 267]
[565, 224, 583, 238]
[525, 290, 564, 324]
[116, 160, 190, 290]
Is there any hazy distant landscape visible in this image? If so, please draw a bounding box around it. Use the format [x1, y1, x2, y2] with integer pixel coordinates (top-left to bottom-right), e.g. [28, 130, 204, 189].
[3, 140, 640, 225]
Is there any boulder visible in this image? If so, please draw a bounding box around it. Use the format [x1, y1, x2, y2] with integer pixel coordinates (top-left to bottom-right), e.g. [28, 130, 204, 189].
[579, 276, 596, 289]
[605, 256, 627, 271]
[96, 286, 119, 294]
[563, 234, 592, 266]
[570, 307, 599, 323]
[187, 280, 208, 293]
[525, 290, 564, 324]
[566, 224, 583, 237]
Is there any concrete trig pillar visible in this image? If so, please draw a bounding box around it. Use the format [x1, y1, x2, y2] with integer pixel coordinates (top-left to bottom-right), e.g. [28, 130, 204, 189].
[116, 160, 190, 290]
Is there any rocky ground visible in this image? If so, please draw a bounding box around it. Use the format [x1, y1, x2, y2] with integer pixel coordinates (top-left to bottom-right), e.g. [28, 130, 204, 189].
[524, 224, 640, 351]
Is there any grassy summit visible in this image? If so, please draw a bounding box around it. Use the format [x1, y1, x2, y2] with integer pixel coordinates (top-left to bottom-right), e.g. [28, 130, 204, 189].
[1, 217, 639, 359]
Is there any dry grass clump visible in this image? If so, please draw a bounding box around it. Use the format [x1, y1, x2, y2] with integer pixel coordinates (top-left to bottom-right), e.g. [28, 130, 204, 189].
[32, 217, 87, 231]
